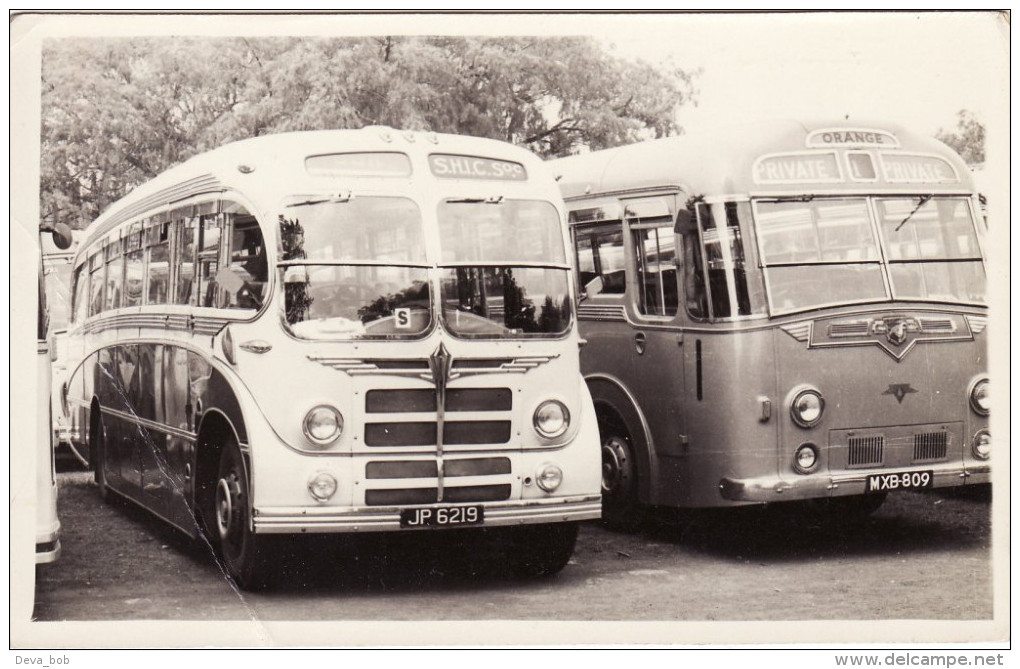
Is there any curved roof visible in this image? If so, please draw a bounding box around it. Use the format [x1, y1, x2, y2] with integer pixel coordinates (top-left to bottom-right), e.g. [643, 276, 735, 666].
[551, 118, 973, 200]
[81, 127, 556, 248]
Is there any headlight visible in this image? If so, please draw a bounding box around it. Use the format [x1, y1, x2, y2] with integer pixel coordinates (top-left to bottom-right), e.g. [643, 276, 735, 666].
[303, 405, 343, 446]
[533, 400, 570, 439]
[536, 463, 563, 492]
[972, 429, 991, 460]
[308, 472, 338, 501]
[969, 378, 990, 416]
[794, 443, 819, 474]
[790, 388, 824, 428]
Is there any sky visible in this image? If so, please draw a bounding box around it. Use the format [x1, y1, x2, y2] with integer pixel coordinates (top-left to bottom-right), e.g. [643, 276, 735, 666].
[592, 12, 1008, 138]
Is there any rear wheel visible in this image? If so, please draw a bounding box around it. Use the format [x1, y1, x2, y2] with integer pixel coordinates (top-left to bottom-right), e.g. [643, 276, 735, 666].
[600, 426, 639, 526]
[214, 438, 272, 590]
[89, 408, 108, 501]
[504, 522, 579, 578]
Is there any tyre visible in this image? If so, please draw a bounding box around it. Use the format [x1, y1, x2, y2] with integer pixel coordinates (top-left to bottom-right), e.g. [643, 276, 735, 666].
[504, 522, 579, 578]
[89, 408, 109, 501]
[214, 438, 272, 590]
[600, 428, 640, 527]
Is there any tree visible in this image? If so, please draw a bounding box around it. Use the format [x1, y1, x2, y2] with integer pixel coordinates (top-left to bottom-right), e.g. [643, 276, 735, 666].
[41, 36, 698, 228]
[935, 109, 985, 166]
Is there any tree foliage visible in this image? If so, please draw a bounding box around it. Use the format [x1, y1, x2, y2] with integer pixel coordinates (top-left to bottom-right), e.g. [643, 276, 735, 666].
[935, 109, 985, 166]
[41, 36, 697, 228]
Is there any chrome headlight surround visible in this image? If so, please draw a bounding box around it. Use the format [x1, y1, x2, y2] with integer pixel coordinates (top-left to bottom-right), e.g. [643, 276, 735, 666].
[793, 442, 820, 474]
[790, 387, 825, 428]
[533, 399, 570, 439]
[302, 405, 344, 447]
[308, 471, 339, 502]
[971, 429, 991, 460]
[535, 463, 564, 492]
[968, 377, 990, 417]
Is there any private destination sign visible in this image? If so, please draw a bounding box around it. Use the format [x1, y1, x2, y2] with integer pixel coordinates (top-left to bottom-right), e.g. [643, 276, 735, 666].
[429, 154, 528, 181]
[754, 152, 842, 184]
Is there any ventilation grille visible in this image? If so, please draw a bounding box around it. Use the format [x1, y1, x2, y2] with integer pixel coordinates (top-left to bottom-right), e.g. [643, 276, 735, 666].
[913, 431, 948, 462]
[848, 436, 884, 467]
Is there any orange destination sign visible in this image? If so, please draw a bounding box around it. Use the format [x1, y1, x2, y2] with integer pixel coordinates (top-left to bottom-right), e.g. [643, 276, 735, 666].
[806, 128, 899, 148]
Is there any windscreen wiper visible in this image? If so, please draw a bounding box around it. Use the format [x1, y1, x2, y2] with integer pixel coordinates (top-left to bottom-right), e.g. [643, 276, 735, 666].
[286, 191, 354, 208]
[446, 196, 504, 204]
[895, 194, 933, 232]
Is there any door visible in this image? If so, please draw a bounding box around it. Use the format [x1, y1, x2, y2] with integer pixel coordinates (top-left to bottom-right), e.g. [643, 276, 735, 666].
[621, 198, 688, 480]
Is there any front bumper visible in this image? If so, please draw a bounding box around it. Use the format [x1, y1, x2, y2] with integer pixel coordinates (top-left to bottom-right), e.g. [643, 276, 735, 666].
[719, 462, 991, 503]
[253, 494, 602, 534]
[35, 526, 61, 564]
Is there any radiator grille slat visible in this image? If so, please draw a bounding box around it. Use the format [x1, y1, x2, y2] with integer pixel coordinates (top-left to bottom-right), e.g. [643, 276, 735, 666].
[913, 431, 948, 462]
[848, 436, 884, 467]
[364, 484, 511, 506]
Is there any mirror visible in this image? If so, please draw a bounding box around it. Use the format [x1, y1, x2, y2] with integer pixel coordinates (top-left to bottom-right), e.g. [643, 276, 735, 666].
[49, 222, 74, 250]
[674, 209, 697, 236]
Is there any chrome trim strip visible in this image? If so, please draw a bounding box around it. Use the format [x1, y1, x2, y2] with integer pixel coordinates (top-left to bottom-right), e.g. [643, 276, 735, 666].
[99, 405, 198, 442]
[253, 496, 602, 533]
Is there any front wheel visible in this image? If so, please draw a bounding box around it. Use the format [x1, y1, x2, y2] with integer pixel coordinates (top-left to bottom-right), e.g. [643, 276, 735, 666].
[214, 439, 272, 590]
[601, 430, 639, 526]
[504, 522, 579, 578]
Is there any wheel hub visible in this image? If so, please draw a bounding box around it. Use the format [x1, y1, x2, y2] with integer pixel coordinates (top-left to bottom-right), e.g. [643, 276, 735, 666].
[601, 438, 631, 495]
[215, 475, 242, 540]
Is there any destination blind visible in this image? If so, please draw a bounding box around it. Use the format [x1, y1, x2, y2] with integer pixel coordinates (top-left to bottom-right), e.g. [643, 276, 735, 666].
[754, 152, 842, 184]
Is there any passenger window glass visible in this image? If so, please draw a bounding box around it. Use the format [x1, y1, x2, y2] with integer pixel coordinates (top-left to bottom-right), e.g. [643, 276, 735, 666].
[216, 211, 267, 310]
[697, 202, 761, 318]
[197, 215, 222, 308]
[574, 225, 626, 295]
[174, 219, 197, 305]
[147, 223, 170, 305]
[71, 264, 88, 324]
[633, 225, 678, 317]
[123, 244, 145, 308]
[88, 257, 104, 317]
[105, 242, 124, 311]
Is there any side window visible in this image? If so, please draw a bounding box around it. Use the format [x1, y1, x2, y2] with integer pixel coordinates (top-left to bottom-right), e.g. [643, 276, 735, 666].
[105, 240, 124, 311]
[573, 225, 626, 295]
[196, 214, 222, 308]
[681, 224, 708, 319]
[220, 211, 268, 309]
[146, 222, 170, 305]
[696, 201, 757, 318]
[71, 263, 89, 324]
[123, 227, 145, 308]
[174, 218, 197, 305]
[632, 225, 678, 317]
[88, 252, 104, 317]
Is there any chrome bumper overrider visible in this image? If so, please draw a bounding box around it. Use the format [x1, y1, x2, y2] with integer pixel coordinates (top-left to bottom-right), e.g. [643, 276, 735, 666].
[253, 495, 603, 534]
[719, 462, 991, 503]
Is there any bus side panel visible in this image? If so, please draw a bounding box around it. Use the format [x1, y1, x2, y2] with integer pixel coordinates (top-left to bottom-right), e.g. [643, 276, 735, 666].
[580, 319, 657, 506]
[681, 329, 780, 508]
[191, 350, 248, 445]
